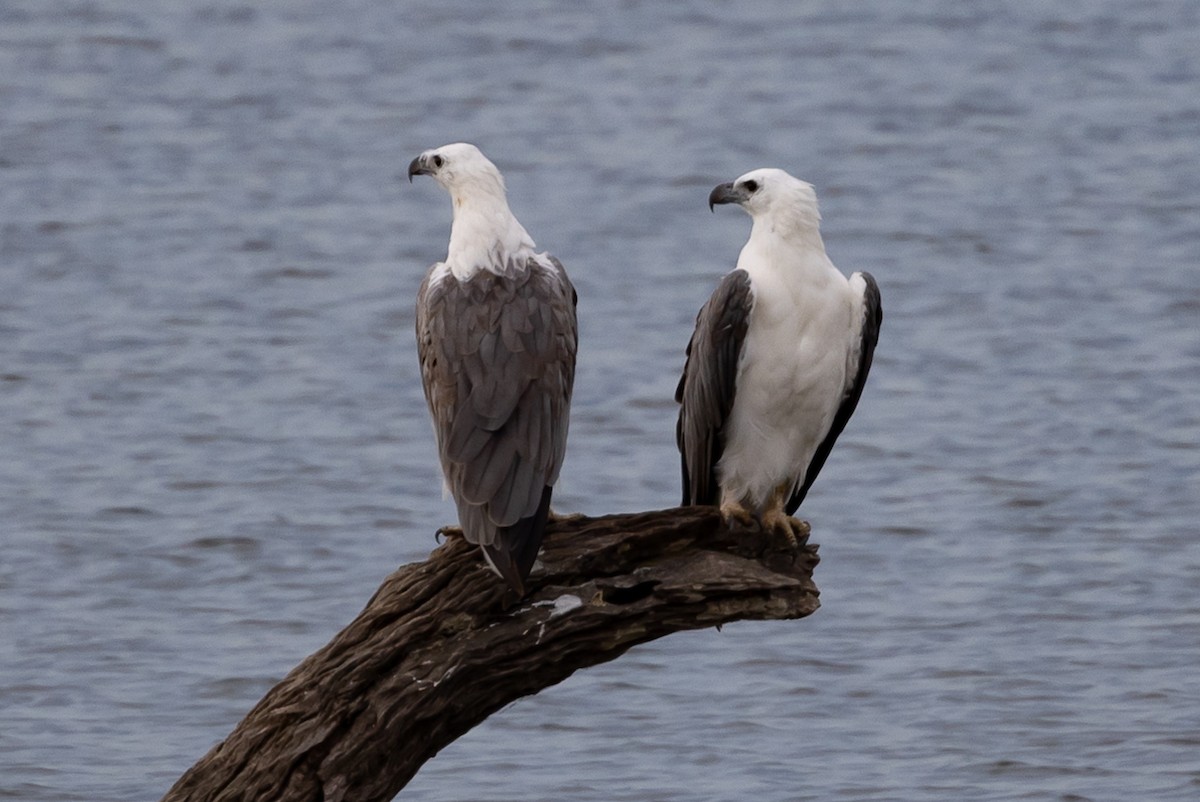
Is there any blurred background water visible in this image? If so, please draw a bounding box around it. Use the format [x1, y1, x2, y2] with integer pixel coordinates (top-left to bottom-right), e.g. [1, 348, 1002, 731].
[2, 1, 1198, 800]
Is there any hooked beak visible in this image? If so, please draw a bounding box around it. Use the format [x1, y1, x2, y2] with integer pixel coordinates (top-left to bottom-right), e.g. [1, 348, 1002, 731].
[407, 154, 434, 182]
[708, 181, 746, 212]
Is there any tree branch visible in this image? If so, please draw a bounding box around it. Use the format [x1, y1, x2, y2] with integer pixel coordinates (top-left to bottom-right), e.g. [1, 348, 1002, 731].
[161, 506, 820, 802]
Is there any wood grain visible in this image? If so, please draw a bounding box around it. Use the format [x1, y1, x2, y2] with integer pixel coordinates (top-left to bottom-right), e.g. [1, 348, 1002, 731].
[162, 507, 820, 802]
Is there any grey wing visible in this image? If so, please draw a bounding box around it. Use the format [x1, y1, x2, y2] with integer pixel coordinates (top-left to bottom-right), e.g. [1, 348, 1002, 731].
[787, 271, 881, 514]
[417, 258, 577, 540]
[675, 269, 754, 506]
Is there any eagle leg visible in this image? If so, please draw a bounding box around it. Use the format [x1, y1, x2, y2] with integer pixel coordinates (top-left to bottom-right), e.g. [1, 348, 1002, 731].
[761, 484, 806, 549]
[718, 498, 758, 531]
[435, 525, 464, 543]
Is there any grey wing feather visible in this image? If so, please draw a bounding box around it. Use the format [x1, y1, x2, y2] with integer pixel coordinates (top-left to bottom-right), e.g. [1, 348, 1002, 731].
[787, 271, 882, 513]
[416, 257, 577, 571]
[675, 270, 754, 507]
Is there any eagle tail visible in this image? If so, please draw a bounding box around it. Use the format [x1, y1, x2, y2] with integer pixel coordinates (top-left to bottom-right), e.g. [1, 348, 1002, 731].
[482, 486, 553, 597]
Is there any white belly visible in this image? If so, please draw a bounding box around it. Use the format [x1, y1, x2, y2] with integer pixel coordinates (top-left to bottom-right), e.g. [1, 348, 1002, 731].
[717, 271, 851, 511]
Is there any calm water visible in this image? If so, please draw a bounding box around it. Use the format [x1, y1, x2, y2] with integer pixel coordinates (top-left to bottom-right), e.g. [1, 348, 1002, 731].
[3, 1, 1199, 800]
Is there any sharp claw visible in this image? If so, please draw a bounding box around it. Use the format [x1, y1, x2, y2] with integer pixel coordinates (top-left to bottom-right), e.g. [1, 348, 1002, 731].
[760, 510, 807, 548]
[787, 516, 810, 543]
[435, 525, 464, 543]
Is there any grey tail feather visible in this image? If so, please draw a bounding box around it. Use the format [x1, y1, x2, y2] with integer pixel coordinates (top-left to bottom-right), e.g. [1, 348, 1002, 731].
[482, 486, 553, 597]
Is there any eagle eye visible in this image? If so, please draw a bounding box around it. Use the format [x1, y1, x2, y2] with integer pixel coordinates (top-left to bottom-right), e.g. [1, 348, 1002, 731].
[742, 179, 759, 193]
[432, 154, 445, 168]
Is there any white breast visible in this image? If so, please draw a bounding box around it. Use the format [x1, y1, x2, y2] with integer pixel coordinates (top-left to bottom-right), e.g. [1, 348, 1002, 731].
[716, 254, 856, 512]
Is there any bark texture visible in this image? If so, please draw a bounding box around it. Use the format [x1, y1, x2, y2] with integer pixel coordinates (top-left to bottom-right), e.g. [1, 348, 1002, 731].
[162, 506, 820, 802]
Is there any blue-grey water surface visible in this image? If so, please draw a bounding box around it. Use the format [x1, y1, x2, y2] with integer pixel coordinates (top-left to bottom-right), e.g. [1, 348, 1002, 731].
[2, 1, 1199, 800]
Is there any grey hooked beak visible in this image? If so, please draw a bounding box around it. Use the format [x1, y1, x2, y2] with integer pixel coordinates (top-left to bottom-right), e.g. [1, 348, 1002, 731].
[407, 154, 434, 182]
[708, 181, 745, 211]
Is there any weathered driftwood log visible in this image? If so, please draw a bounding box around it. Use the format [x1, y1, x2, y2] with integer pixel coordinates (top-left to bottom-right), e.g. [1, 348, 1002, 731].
[162, 506, 820, 802]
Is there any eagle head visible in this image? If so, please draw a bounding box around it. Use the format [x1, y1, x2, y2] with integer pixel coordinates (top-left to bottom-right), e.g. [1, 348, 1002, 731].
[708, 168, 821, 231]
[408, 142, 507, 197]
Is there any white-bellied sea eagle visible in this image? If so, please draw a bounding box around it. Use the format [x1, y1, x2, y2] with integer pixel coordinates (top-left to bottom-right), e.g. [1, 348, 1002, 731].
[675, 168, 881, 540]
[409, 143, 577, 596]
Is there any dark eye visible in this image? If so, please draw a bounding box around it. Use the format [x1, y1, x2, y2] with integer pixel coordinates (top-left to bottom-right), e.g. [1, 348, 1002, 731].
[742, 179, 759, 193]
[432, 154, 445, 168]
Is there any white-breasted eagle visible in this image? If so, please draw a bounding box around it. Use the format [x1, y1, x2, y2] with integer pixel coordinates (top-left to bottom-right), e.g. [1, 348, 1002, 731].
[675, 168, 881, 540]
[409, 143, 577, 596]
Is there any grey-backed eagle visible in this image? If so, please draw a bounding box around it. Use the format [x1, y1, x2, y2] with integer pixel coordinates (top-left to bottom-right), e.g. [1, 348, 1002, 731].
[676, 168, 881, 540]
[409, 143, 577, 596]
